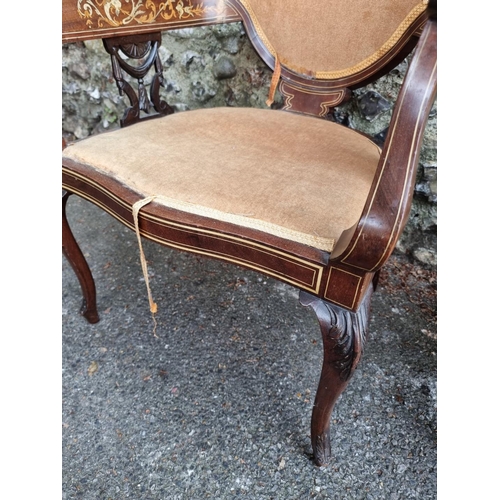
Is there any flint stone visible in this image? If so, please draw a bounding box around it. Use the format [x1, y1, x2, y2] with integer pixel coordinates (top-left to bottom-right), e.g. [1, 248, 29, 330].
[213, 56, 237, 80]
[358, 90, 391, 121]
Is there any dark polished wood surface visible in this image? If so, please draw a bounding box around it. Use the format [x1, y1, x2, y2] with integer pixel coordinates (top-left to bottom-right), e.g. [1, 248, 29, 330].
[331, 21, 438, 273]
[102, 32, 175, 127]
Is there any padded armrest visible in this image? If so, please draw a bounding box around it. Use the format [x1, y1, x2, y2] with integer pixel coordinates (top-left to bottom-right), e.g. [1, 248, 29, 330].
[331, 18, 437, 271]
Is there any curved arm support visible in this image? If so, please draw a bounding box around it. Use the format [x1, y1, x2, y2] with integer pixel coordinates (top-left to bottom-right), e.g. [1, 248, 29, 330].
[331, 18, 437, 272]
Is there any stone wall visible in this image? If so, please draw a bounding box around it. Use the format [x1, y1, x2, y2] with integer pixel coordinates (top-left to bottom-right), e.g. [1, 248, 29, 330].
[62, 22, 437, 266]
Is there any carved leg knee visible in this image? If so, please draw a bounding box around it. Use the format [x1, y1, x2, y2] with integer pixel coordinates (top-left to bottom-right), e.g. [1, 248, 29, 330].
[300, 285, 372, 466]
[62, 191, 99, 324]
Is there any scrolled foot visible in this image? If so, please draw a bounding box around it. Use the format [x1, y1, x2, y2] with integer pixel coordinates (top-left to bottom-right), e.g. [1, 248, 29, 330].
[80, 298, 100, 324]
[312, 431, 331, 467]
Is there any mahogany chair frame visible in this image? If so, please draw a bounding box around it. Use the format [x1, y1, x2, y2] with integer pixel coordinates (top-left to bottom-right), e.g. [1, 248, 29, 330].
[62, 0, 437, 466]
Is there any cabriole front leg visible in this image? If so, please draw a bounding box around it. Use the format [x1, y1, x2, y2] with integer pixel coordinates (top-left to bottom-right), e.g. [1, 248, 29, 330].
[300, 285, 372, 466]
[62, 191, 99, 324]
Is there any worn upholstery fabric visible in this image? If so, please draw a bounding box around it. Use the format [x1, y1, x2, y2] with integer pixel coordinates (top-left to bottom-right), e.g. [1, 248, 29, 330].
[63, 107, 381, 252]
[241, 0, 428, 78]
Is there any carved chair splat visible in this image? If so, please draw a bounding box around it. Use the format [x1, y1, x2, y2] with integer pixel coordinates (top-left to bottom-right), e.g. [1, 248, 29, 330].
[62, 0, 437, 466]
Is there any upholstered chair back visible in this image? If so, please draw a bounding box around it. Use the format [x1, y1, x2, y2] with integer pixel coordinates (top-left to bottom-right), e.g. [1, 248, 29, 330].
[241, 0, 428, 80]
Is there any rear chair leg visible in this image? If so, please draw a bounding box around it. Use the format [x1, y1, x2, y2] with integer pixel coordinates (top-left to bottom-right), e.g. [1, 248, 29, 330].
[300, 285, 372, 466]
[62, 191, 99, 324]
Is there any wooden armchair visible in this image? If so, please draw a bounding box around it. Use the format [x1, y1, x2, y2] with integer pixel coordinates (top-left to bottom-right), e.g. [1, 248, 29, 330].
[62, 0, 437, 466]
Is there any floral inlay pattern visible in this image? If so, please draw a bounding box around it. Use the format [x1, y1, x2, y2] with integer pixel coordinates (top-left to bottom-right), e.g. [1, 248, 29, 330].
[77, 0, 226, 29]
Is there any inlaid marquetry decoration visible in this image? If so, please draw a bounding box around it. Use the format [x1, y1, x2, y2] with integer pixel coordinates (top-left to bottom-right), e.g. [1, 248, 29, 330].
[77, 0, 227, 28]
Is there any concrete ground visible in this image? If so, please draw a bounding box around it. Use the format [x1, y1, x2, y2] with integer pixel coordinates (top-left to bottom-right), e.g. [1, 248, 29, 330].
[62, 195, 437, 500]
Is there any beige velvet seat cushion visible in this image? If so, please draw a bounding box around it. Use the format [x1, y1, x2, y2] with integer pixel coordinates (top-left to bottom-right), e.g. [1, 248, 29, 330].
[63, 107, 380, 252]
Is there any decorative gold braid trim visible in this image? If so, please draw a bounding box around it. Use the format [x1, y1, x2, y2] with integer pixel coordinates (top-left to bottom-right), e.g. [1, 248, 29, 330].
[237, 0, 278, 59]
[315, 2, 429, 79]
[238, 0, 428, 80]
[132, 196, 159, 335]
[266, 57, 281, 106]
[134, 193, 336, 251]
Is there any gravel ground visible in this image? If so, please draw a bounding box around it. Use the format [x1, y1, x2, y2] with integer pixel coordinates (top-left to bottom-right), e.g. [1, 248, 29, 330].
[62, 195, 437, 499]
